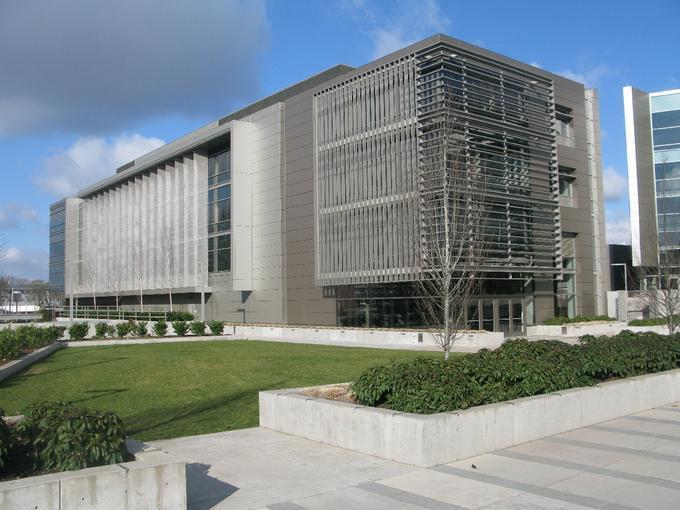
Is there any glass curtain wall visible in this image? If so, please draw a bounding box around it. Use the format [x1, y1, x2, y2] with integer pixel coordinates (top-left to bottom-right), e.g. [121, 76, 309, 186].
[207, 149, 232, 272]
[651, 91, 680, 250]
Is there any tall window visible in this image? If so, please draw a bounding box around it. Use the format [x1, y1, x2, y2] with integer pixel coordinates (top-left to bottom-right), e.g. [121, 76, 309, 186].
[208, 149, 231, 272]
[558, 165, 576, 207]
[555, 234, 577, 318]
[555, 105, 573, 140]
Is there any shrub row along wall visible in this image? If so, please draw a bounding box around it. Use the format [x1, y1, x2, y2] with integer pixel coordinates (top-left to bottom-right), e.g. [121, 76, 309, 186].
[0, 326, 64, 363]
[351, 332, 680, 414]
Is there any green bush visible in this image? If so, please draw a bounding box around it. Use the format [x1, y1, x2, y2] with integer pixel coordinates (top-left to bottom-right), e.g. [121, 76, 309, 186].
[133, 321, 148, 337]
[166, 311, 194, 322]
[208, 320, 225, 336]
[67, 322, 89, 340]
[17, 401, 127, 473]
[172, 321, 189, 336]
[543, 315, 615, 325]
[0, 331, 21, 361]
[189, 321, 206, 336]
[153, 320, 168, 337]
[628, 318, 666, 326]
[352, 332, 680, 415]
[116, 319, 135, 338]
[0, 408, 12, 471]
[94, 322, 111, 339]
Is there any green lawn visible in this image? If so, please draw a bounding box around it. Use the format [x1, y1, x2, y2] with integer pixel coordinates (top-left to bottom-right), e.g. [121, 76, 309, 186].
[0, 340, 440, 441]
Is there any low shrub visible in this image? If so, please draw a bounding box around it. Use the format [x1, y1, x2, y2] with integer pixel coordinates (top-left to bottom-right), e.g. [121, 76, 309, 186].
[153, 320, 168, 337]
[67, 322, 89, 340]
[116, 320, 137, 338]
[0, 326, 64, 362]
[190, 321, 206, 336]
[0, 408, 12, 471]
[628, 318, 666, 326]
[208, 320, 225, 336]
[543, 315, 615, 325]
[94, 322, 113, 339]
[166, 311, 194, 322]
[16, 401, 127, 473]
[0, 331, 21, 361]
[172, 321, 189, 336]
[133, 321, 148, 337]
[352, 332, 680, 415]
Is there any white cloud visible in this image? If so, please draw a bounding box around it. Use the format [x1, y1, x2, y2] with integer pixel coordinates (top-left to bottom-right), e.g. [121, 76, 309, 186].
[0, 0, 268, 135]
[557, 65, 611, 88]
[0, 246, 48, 280]
[0, 203, 39, 229]
[358, 0, 450, 59]
[33, 133, 164, 197]
[606, 212, 631, 245]
[603, 166, 628, 201]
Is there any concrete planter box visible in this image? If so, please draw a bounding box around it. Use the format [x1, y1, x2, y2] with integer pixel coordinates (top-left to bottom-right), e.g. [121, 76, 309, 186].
[260, 368, 680, 467]
[0, 342, 62, 383]
[0, 457, 186, 509]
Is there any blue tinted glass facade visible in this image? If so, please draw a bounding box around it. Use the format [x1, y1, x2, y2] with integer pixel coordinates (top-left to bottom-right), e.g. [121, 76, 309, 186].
[651, 91, 680, 249]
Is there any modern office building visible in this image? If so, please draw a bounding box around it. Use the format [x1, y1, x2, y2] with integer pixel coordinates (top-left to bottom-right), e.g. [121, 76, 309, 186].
[49, 34, 609, 333]
[624, 86, 680, 267]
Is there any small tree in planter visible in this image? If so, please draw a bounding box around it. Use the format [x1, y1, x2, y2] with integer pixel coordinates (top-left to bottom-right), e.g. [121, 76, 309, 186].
[172, 321, 189, 337]
[153, 320, 168, 337]
[94, 323, 112, 339]
[116, 321, 133, 338]
[208, 320, 225, 336]
[190, 321, 206, 336]
[68, 322, 89, 341]
[133, 321, 148, 337]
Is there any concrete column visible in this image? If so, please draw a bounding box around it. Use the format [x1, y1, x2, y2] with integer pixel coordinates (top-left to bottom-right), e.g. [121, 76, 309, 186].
[200, 290, 205, 321]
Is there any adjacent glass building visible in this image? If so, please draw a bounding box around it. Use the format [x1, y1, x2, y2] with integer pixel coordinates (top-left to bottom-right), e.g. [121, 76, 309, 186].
[625, 87, 680, 265]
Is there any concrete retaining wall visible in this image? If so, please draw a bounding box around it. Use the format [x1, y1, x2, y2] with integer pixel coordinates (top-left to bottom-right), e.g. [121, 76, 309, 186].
[527, 321, 627, 337]
[0, 458, 186, 509]
[57, 318, 505, 350]
[260, 368, 680, 467]
[0, 342, 62, 383]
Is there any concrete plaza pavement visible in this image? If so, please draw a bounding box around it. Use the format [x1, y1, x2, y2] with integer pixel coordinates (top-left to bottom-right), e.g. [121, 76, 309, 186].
[145, 403, 680, 509]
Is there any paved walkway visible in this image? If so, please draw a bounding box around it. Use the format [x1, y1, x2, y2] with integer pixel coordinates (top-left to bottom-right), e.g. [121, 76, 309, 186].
[145, 403, 680, 509]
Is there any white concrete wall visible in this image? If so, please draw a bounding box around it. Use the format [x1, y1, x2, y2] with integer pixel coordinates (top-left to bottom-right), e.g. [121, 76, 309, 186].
[0, 459, 186, 509]
[260, 368, 680, 467]
[526, 321, 628, 337]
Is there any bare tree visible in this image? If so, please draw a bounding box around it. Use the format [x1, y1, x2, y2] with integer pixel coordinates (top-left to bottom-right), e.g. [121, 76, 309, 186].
[131, 246, 144, 311]
[83, 260, 98, 313]
[417, 90, 488, 359]
[107, 257, 123, 311]
[159, 228, 176, 312]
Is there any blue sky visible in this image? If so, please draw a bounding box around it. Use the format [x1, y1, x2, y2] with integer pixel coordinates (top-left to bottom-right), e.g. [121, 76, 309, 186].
[1, 0, 678, 279]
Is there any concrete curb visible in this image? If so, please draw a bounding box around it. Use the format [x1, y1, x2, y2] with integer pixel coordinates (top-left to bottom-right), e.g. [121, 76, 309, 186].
[260, 368, 680, 468]
[0, 342, 62, 383]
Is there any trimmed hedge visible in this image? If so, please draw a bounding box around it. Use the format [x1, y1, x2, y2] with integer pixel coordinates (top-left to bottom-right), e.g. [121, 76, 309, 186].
[208, 320, 225, 336]
[172, 321, 189, 336]
[628, 318, 666, 326]
[542, 315, 615, 325]
[0, 326, 65, 362]
[67, 322, 89, 340]
[166, 311, 194, 322]
[153, 320, 168, 337]
[352, 331, 680, 414]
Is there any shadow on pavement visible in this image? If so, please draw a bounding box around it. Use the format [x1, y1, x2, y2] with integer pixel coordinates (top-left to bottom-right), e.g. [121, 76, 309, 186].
[187, 463, 238, 509]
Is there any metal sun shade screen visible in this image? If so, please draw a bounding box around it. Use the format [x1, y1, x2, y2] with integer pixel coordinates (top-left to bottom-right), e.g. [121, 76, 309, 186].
[314, 43, 561, 285]
[416, 44, 560, 277]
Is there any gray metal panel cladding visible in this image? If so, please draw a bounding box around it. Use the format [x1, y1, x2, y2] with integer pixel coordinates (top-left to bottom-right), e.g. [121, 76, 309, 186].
[313, 41, 561, 286]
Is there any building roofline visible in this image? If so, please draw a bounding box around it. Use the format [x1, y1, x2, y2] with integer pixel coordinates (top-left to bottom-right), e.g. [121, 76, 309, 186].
[72, 63, 354, 198]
